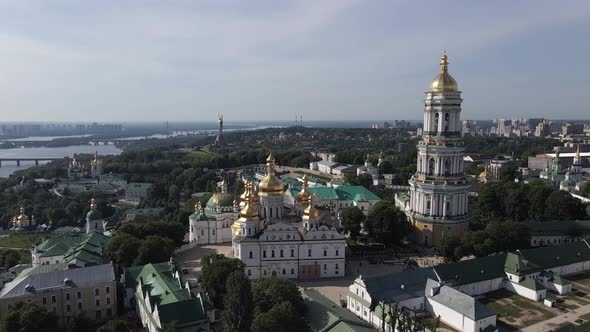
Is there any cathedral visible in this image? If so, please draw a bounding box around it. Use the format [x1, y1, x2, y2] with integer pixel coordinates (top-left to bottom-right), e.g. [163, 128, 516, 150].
[559, 145, 586, 193]
[188, 180, 238, 244]
[407, 52, 470, 246]
[231, 153, 346, 280]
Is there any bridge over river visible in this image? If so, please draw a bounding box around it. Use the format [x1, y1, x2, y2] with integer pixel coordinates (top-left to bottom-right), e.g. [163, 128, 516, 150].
[0, 157, 66, 167]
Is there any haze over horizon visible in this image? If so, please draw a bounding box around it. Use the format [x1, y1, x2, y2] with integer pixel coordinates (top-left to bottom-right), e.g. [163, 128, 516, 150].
[1, 1, 589, 122]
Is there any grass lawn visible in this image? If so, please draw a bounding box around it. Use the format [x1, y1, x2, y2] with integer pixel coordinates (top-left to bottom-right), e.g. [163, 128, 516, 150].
[481, 290, 557, 327]
[0, 233, 49, 248]
[568, 272, 590, 288]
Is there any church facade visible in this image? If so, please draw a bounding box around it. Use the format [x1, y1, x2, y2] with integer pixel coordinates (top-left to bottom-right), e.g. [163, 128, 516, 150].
[407, 52, 470, 246]
[188, 180, 237, 245]
[232, 154, 346, 280]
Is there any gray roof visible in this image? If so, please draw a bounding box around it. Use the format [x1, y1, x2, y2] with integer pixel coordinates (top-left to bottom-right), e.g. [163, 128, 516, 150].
[425, 279, 495, 321]
[361, 268, 437, 305]
[0, 263, 115, 299]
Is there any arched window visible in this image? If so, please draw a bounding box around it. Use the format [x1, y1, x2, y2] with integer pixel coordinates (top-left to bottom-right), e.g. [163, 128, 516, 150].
[434, 113, 439, 132]
[429, 158, 436, 176]
[445, 158, 451, 176]
[444, 113, 449, 132]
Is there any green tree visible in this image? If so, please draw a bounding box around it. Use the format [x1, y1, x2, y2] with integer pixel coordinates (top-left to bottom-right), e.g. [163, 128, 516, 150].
[223, 270, 254, 332]
[340, 207, 365, 237]
[2, 301, 60, 332]
[435, 236, 464, 262]
[528, 185, 554, 221]
[200, 254, 245, 308]
[106, 233, 142, 267]
[101, 320, 128, 332]
[544, 190, 588, 221]
[71, 312, 95, 332]
[504, 187, 529, 222]
[251, 301, 310, 332]
[133, 235, 176, 266]
[159, 321, 179, 332]
[365, 200, 410, 245]
[252, 278, 305, 315]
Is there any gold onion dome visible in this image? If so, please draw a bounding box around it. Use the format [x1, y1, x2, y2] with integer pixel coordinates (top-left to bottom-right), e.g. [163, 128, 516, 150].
[303, 196, 319, 221]
[296, 174, 311, 205]
[258, 153, 284, 196]
[17, 207, 29, 222]
[239, 201, 260, 221]
[429, 50, 458, 92]
[248, 182, 260, 207]
[91, 151, 102, 165]
[239, 181, 250, 209]
[479, 170, 489, 178]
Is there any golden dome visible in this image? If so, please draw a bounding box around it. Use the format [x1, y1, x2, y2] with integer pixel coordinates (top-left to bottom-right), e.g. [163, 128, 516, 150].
[239, 181, 250, 209]
[429, 51, 459, 92]
[17, 207, 29, 222]
[91, 151, 102, 165]
[194, 200, 202, 213]
[296, 174, 311, 205]
[479, 170, 489, 178]
[258, 153, 284, 196]
[239, 201, 260, 222]
[302, 196, 319, 221]
[249, 182, 260, 207]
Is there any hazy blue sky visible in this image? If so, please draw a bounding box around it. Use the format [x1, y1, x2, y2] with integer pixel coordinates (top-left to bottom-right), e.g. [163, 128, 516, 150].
[1, 1, 589, 122]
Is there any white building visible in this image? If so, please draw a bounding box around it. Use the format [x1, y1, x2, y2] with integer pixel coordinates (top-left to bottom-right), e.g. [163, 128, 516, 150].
[348, 241, 590, 332]
[188, 180, 237, 245]
[90, 151, 104, 178]
[232, 154, 346, 280]
[126, 183, 152, 203]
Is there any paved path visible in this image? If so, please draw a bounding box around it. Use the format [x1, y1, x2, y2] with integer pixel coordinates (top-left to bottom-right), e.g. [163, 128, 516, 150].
[522, 302, 590, 331]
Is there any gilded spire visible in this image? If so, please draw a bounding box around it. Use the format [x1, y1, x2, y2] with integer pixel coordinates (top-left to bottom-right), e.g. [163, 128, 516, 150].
[90, 198, 97, 210]
[195, 200, 202, 213]
[296, 174, 311, 206]
[258, 152, 284, 196]
[430, 50, 458, 92]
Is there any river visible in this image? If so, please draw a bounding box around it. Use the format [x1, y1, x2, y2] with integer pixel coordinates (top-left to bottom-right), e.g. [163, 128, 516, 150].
[0, 144, 122, 178]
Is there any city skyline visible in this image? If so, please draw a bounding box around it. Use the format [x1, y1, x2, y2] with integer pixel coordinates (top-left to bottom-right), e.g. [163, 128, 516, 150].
[1, 1, 589, 122]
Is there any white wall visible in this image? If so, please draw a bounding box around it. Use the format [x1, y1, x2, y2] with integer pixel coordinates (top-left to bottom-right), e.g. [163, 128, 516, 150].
[454, 277, 504, 296]
[426, 297, 476, 332]
[504, 280, 546, 301]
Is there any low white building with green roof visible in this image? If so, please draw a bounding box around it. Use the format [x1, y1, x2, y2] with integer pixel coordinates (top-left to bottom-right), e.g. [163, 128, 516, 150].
[126, 182, 153, 203]
[348, 241, 590, 332]
[124, 259, 209, 332]
[31, 231, 110, 267]
[287, 185, 381, 216]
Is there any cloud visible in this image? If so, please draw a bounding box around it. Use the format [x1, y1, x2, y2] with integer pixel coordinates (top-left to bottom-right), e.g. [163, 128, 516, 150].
[0, 1, 589, 122]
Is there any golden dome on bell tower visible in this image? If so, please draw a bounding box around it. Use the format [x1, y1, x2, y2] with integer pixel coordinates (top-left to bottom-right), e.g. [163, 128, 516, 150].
[429, 50, 459, 92]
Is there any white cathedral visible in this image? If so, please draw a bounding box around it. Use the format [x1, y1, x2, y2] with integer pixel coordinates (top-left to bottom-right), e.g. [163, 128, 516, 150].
[231, 154, 346, 280]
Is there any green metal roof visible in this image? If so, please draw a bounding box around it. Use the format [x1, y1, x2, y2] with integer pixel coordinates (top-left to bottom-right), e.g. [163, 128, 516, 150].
[291, 186, 381, 202]
[527, 220, 590, 237]
[434, 254, 507, 287]
[36, 232, 110, 266]
[518, 278, 545, 291]
[125, 262, 206, 326]
[505, 242, 590, 276]
[302, 289, 374, 332]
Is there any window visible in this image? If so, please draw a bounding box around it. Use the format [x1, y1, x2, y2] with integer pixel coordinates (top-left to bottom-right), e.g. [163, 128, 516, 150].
[280, 249, 283, 257]
[291, 268, 294, 274]
[96, 310, 102, 320]
[282, 269, 286, 275]
[96, 299, 100, 307]
[66, 304, 71, 313]
[249, 251, 253, 259]
[263, 250, 267, 258]
[201, 229, 204, 236]
[43, 297, 47, 305]
[212, 229, 216, 236]
[323, 250, 327, 257]
[66, 293, 70, 301]
[78, 303, 82, 310]
[247, 269, 251, 276]
[263, 270, 267, 276]
[336, 249, 339, 256]
[106, 287, 110, 294]
[335, 264, 339, 270]
[290, 249, 294, 257]
[308, 249, 312, 257]
[271, 250, 275, 258]
[77, 291, 81, 299]
[106, 298, 111, 305]
[51, 295, 56, 304]
[324, 264, 327, 270]
[95, 288, 99, 296]
[106, 308, 112, 317]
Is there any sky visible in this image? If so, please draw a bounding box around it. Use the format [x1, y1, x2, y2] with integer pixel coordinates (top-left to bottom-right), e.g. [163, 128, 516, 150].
[0, 0, 589, 123]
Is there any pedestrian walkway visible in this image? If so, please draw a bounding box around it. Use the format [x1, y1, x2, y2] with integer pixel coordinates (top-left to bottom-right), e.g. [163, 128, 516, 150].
[522, 303, 590, 332]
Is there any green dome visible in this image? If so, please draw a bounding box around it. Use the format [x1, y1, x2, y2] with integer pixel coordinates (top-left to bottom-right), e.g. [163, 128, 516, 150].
[206, 193, 234, 209]
[189, 212, 209, 221]
[86, 209, 103, 221]
[560, 179, 576, 187]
